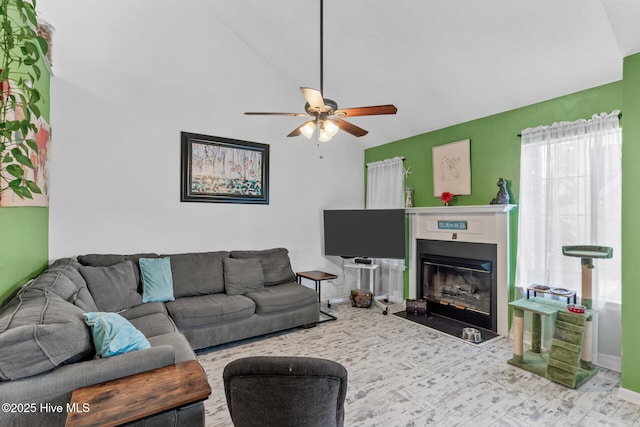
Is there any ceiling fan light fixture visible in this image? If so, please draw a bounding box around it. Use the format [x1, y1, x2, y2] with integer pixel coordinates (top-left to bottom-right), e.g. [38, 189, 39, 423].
[318, 127, 333, 142]
[323, 119, 339, 137]
[300, 121, 316, 138]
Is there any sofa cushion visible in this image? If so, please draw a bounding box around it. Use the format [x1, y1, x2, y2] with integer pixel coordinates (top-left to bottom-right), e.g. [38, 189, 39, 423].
[161, 251, 230, 298]
[139, 257, 175, 303]
[0, 292, 93, 381]
[223, 258, 264, 295]
[24, 271, 76, 299]
[245, 282, 319, 315]
[47, 258, 98, 312]
[119, 300, 169, 318]
[84, 312, 151, 358]
[23, 269, 98, 313]
[79, 261, 142, 312]
[230, 248, 296, 286]
[119, 302, 178, 338]
[48, 258, 87, 287]
[77, 253, 159, 291]
[165, 294, 255, 329]
[147, 332, 197, 363]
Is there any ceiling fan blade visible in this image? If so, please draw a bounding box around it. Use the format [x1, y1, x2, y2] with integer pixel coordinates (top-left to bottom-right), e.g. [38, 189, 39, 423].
[300, 87, 327, 112]
[245, 112, 308, 117]
[333, 118, 368, 137]
[334, 104, 398, 117]
[287, 120, 315, 137]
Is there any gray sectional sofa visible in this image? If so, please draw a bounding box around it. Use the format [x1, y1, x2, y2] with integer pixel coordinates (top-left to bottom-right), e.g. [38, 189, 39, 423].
[0, 248, 320, 427]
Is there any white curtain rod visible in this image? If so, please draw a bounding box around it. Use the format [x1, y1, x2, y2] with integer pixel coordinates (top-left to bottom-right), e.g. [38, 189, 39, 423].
[517, 111, 622, 137]
[366, 156, 405, 167]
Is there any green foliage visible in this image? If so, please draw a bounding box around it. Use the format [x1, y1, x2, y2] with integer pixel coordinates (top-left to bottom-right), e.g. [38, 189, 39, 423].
[0, 0, 47, 199]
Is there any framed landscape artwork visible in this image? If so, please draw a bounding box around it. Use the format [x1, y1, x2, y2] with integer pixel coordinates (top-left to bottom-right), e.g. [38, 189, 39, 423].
[432, 139, 471, 197]
[180, 132, 269, 204]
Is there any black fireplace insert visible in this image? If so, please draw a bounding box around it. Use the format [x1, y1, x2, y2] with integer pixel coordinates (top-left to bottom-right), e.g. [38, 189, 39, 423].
[417, 239, 498, 331]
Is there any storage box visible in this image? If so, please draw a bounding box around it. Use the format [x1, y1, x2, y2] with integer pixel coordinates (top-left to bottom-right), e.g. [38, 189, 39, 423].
[406, 299, 427, 316]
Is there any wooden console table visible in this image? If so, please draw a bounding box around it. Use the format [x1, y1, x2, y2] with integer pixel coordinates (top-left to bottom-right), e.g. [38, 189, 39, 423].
[65, 360, 211, 427]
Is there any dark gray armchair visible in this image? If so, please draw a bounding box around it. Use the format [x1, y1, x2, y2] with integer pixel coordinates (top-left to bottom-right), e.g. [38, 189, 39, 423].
[223, 356, 348, 427]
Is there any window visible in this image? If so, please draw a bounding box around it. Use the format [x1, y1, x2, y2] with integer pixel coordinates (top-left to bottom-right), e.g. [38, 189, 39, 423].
[516, 111, 622, 370]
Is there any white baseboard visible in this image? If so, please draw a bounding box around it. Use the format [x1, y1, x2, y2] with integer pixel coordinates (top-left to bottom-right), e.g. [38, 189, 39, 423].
[387, 295, 404, 304]
[594, 354, 621, 373]
[326, 297, 349, 304]
[618, 387, 640, 405]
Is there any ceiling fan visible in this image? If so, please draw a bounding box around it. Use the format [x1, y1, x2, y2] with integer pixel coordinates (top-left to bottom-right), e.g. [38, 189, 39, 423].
[244, 0, 397, 142]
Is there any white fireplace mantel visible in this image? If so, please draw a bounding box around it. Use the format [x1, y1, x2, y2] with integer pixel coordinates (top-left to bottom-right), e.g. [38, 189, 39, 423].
[406, 204, 516, 216]
[406, 204, 516, 336]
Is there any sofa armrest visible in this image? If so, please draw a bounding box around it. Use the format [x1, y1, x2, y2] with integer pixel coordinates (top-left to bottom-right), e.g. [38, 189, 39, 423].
[0, 345, 177, 404]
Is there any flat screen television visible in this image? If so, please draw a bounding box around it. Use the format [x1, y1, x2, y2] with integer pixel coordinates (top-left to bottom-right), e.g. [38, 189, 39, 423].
[323, 209, 406, 259]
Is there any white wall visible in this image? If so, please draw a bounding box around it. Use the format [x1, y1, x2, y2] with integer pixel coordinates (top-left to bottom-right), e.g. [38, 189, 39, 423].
[40, 1, 365, 300]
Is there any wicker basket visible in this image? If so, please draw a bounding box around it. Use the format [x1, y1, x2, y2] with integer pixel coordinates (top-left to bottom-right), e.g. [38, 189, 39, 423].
[350, 289, 372, 308]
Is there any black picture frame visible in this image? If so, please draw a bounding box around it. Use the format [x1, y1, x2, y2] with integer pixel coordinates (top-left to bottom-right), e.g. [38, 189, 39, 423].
[180, 132, 269, 204]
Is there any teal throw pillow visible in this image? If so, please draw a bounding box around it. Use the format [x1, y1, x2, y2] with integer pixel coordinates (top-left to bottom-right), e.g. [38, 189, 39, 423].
[139, 257, 175, 303]
[84, 312, 151, 358]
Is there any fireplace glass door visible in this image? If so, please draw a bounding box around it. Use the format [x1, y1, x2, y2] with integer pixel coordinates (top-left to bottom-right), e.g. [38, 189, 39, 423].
[421, 253, 495, 330]
[423, 256, 492, 315]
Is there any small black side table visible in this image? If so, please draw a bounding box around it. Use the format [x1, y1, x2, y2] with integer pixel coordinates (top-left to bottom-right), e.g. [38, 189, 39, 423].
[297, 270, 338, 322]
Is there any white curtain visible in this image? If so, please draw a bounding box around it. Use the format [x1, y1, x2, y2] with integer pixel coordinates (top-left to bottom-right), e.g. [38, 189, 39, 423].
[516, 111, 622, 370]
[366, 157, 405, 301]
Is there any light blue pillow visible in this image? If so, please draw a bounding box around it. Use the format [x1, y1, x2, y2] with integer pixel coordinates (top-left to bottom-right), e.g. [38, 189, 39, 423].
[139, 257, 175, 303]
[84, 312, 151, 358]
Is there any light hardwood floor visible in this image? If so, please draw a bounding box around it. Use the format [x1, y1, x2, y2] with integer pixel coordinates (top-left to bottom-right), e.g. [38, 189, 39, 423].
[197, 303, 640, 426]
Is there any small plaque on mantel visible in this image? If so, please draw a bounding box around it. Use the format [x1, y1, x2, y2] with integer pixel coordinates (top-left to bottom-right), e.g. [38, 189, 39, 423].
[437, 220, 468, 230]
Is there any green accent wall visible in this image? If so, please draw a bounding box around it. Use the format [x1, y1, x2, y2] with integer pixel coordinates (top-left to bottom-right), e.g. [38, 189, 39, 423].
[366, 81, 622, 206]
[0, 207, 48, 303]
[365, 81, 623, 302]
[621, 52, 640, 393]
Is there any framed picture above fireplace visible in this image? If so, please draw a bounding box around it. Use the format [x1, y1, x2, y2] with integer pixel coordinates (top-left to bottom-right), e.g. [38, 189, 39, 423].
[180, 132, 270, 204]
[432, 139, 471, 197]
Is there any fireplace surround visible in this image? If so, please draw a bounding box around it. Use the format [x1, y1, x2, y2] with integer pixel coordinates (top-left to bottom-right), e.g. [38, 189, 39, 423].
[406, 205, 515, 336]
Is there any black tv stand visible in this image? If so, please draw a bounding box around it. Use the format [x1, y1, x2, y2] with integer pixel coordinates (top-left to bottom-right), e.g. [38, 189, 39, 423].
[354, 257, 373, 265]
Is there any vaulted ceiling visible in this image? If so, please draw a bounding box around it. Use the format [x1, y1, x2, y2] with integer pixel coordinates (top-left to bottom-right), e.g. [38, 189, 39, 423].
[201, 0, 640, 148]
[38, 0, 640, 148]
